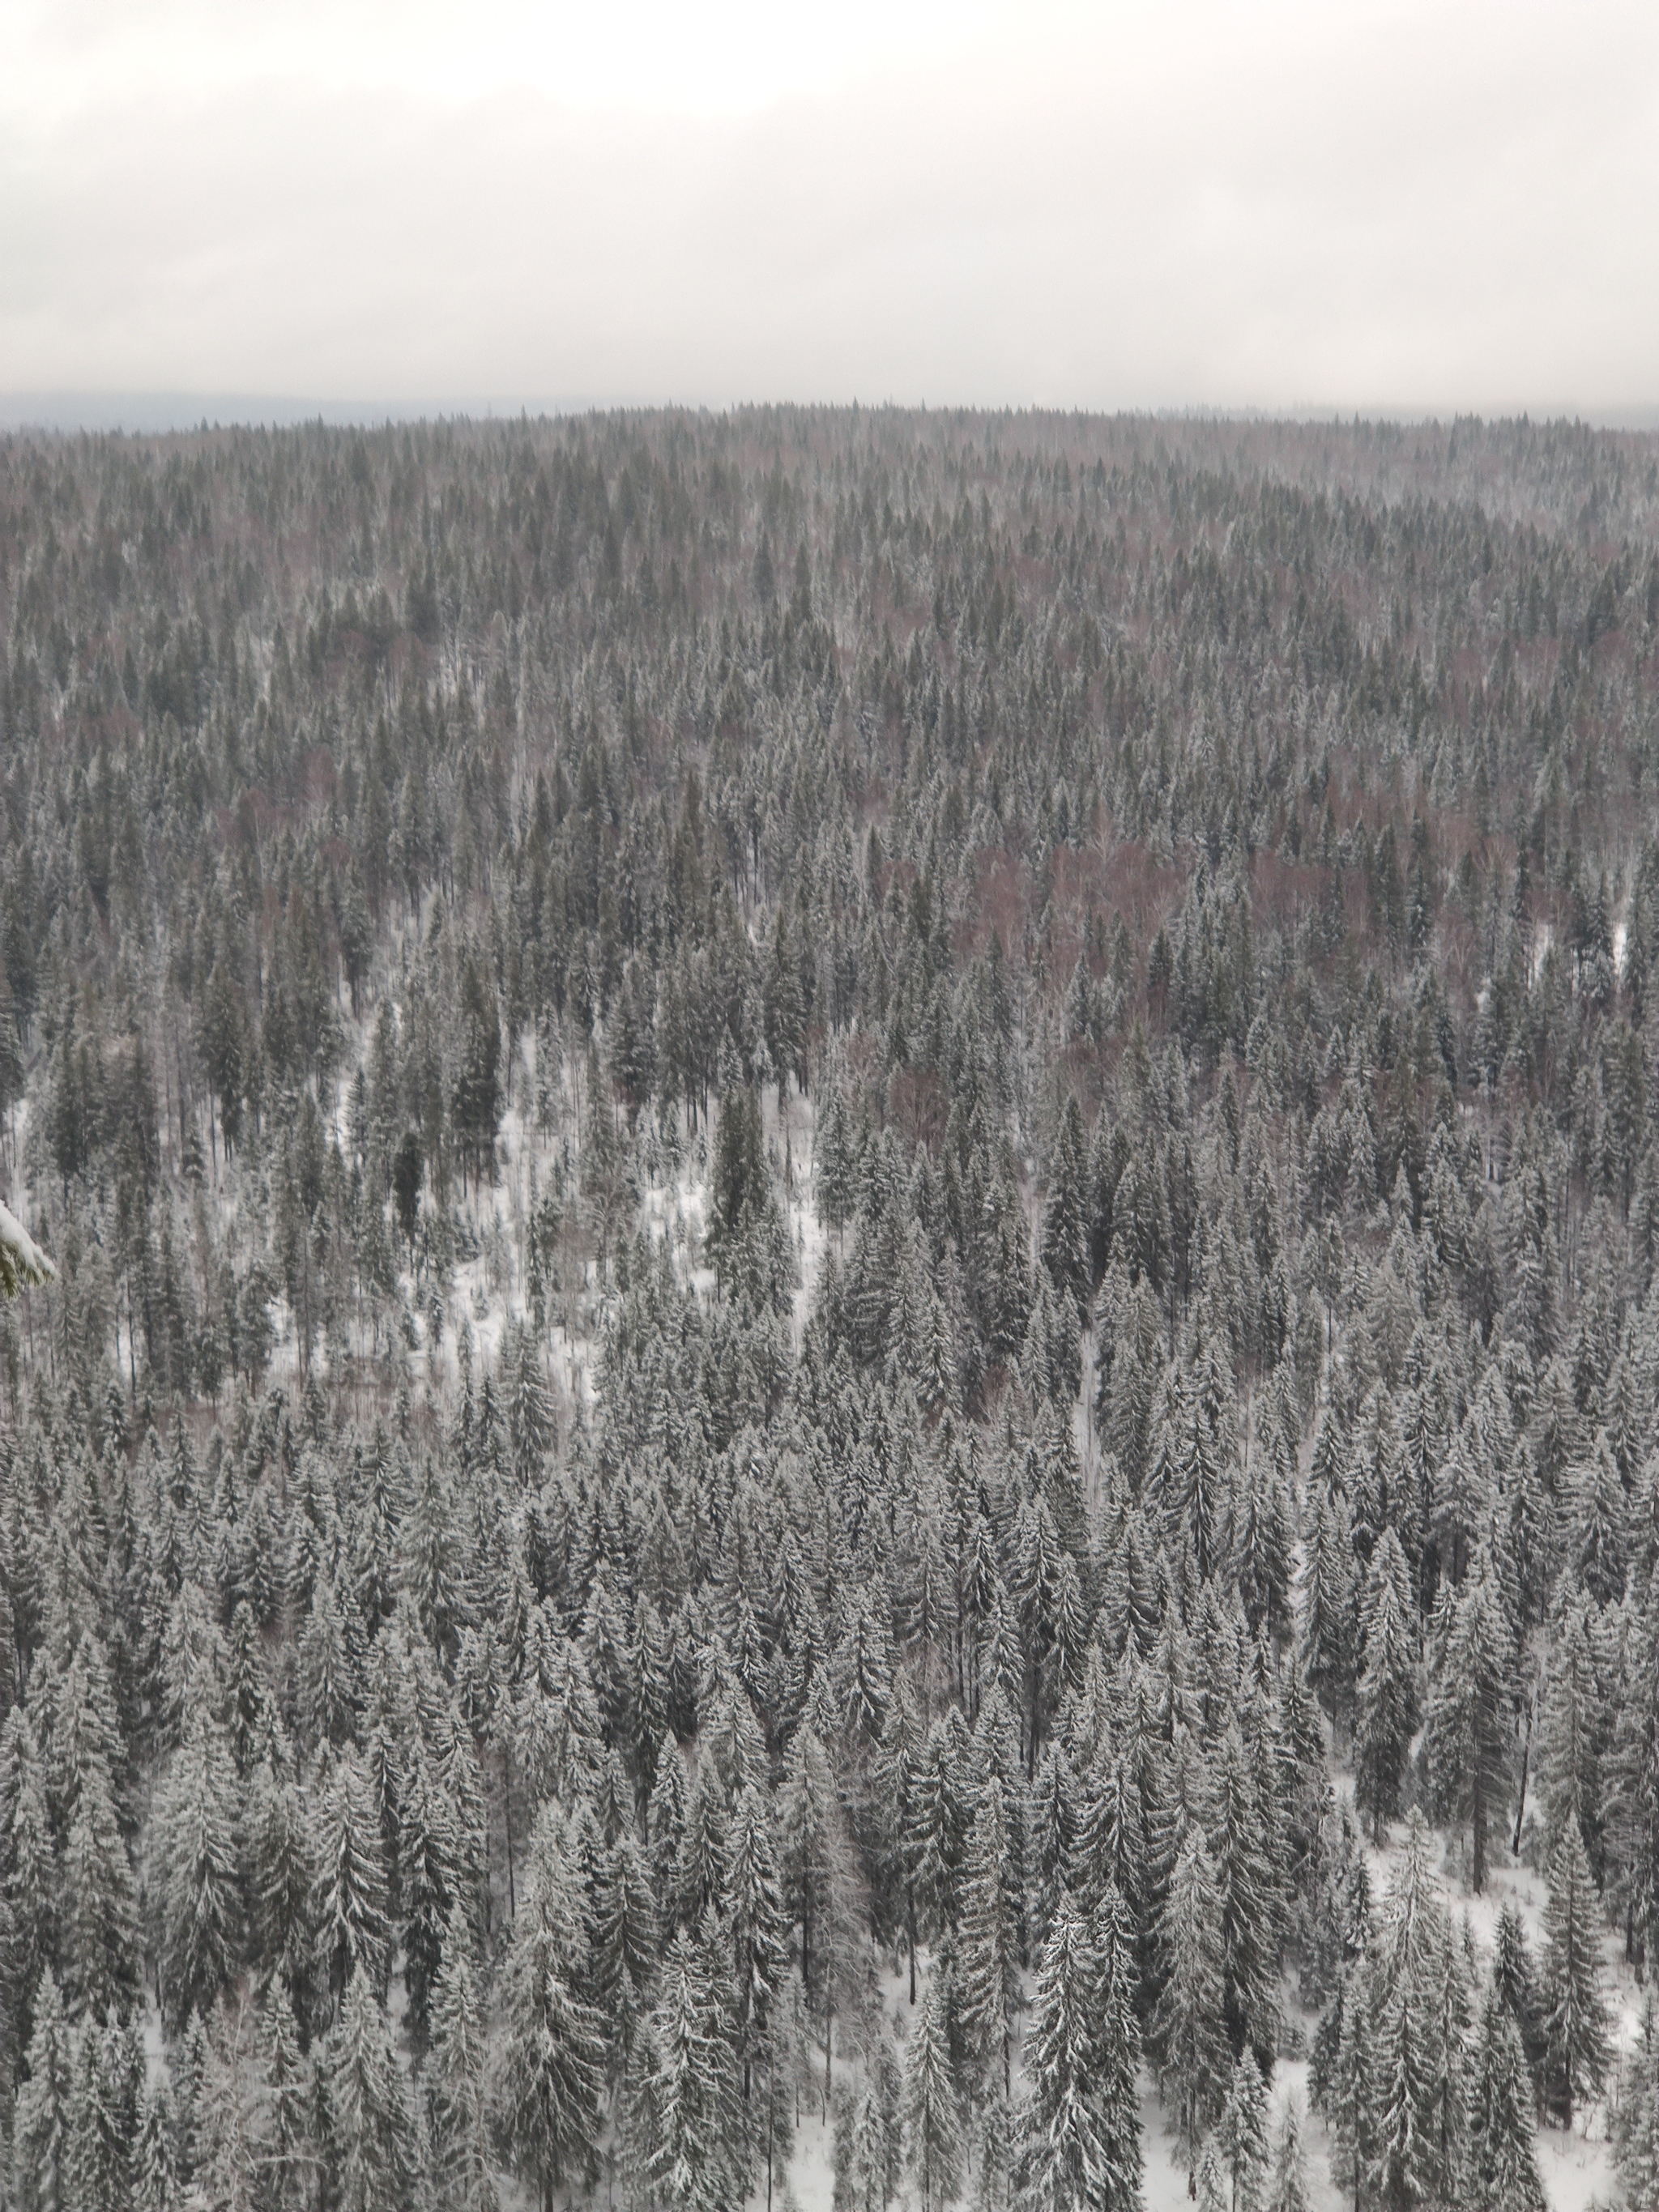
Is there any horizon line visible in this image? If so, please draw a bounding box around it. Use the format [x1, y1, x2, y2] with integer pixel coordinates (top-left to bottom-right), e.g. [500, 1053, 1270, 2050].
[6, 391, 1659, 438]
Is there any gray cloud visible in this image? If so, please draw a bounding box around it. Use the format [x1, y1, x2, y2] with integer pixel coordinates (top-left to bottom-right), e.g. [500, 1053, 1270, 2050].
[4, 0, 1657, 416]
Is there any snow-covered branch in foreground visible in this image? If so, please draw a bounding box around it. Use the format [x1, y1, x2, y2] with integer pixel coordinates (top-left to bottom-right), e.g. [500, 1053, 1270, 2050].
[0, 1200, 53, 1297]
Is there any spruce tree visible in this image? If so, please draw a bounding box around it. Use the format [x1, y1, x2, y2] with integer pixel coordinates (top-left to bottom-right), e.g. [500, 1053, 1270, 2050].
[1221, 2048, 1271, 2212]
[727, 1779, 787, 2103]
[1614, 1998, 1659, 2212]
[1371, 1955, 1438, 2212]
[1491, 1902, 1546, 2103]
[398, 1731, 463, 2050]
[131, 2082, 179, 2212]
[1264, 2096, 1310, 2212]
[1194, 2136, 1229, 2212]
[1324, 1966, 1375, 2212]
[643, 1925, 744, 2212]
[193, 1993, 267, 2212]
[1469, 1985, 1546, 2212]
[593, 1826, 659, 2071]
[1017, 1889, 1141, 2212]
[903, 1963, 965, 2212]
[0, 1707, 54, 2079]
[312, 1750, 392, 2016]
[1041, 1096, 1092, 1323]
[155, 1703, 244, 2031]
[1354, 1536, 1418, 1844]
[173, 2007, 211, 2190]
[1539, 1818, 1613, 2127]
[751, 2009, 798, 2212]
[1534, 1594, 1605, 1872]
[778, 1723, 852, 2064]
[1424, 1554, 1516, 1892]
[12, 1967, 72, 2212]
[259, 1981, 315, 2212]
[493, 1814, 606, 2211]
[10, 384, 1659, 2212]
[243, 1745, 314, 2011]
[957, 1775, 1021, 2099]
[817, 1085, 858, 1242]
[425, 1922, 498, 2212]
[1209, 1723, 1281, 2067]
[1421, 1915, 1472, 2204]
[325, 1967, 424, 2212]
[66, 2013, 136, 2212]
[1152, 1833, 1231, 2174]
[846, 2078, 894, 2212]
[59, 1763, 141, 2022]
[1298, 1484, 1356, 1732]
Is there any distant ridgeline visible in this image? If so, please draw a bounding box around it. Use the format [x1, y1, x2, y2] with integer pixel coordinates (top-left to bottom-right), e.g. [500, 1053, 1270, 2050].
[0, 407, 1657, 2209]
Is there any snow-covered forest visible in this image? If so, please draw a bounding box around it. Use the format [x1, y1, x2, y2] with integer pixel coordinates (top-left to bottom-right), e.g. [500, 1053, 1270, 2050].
[3, 405, 1659, 2210]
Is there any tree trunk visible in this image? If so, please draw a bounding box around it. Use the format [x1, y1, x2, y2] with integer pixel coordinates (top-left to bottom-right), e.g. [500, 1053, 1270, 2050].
[504, 1741, 516, 1919]
[1472, 1767, 1486, 1894]
[1512, 1698, 1533, 1855]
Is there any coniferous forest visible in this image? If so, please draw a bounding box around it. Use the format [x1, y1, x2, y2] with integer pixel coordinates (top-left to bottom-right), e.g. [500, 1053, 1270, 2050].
[4, 406, 1659, 2210]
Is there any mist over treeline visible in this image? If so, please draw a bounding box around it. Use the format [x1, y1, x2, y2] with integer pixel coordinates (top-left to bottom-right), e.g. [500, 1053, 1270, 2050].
[2, 404, 1659, 2210]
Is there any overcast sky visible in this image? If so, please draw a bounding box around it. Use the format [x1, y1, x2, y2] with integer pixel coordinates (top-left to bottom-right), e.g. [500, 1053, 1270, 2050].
[5, 0, 1658, 422]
